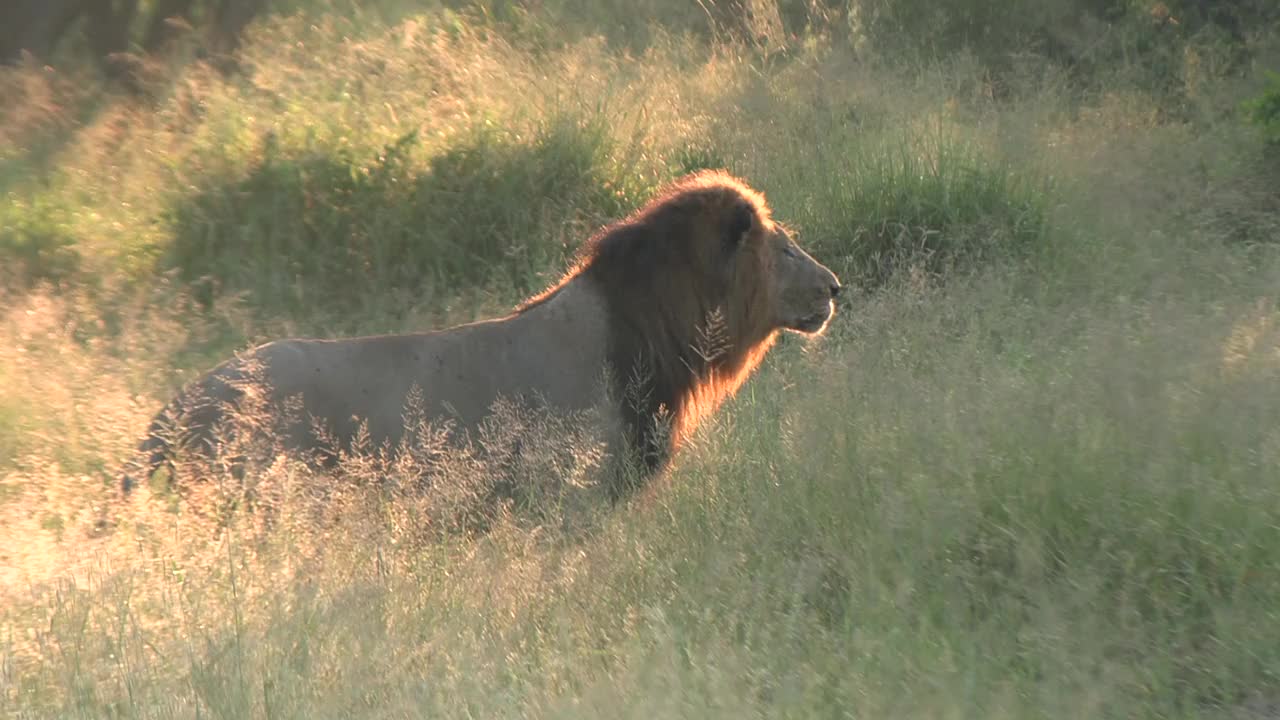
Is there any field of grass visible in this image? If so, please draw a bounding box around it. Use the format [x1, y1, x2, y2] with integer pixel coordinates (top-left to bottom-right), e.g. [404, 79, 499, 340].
[3, 1, 1280, 717]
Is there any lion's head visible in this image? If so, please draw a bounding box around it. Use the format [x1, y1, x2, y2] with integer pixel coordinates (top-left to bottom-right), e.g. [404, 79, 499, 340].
[761, 222, 842, 334]
[536, 170, 841, 480]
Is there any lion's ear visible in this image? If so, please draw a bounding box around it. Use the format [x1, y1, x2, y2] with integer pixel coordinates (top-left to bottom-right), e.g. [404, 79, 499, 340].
[726, 199, 754, 249]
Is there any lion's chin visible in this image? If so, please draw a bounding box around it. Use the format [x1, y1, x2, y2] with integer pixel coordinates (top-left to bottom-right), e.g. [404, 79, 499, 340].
[786, 305, 834, 335]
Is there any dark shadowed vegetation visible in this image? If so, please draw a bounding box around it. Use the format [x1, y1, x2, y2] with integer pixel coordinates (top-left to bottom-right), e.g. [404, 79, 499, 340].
[164, 115, 655, 319]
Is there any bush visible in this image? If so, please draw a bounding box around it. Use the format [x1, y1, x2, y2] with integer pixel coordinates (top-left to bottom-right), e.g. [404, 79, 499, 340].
[0, 0, 267, 81]
[0, 195, 81, 288]
[799, 125, 1052, 286]
[839, 0, 1277, 106]
[163, 115, 656, 321]
[667, 143, 730, 177]
[1243, 70, 1280, 146]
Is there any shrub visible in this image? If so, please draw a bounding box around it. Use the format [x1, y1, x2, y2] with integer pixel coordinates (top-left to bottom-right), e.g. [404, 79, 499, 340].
[1243, 70, 1280, 146]
[839, 0, 1277, 106]
[799, 125, 1052, 286]
[668, 143, 729, 176]
[163, 115, 656, 321]
[0, 195, 81, 288]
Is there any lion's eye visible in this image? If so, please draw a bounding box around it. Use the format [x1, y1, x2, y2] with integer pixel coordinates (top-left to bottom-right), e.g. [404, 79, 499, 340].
[782, 246, 799, 259]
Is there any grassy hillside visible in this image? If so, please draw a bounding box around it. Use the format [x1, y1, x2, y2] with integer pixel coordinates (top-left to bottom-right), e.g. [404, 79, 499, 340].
[3, 1, 1280, 717]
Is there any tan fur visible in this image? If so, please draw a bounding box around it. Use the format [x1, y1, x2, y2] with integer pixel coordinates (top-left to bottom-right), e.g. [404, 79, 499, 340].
[124, 170, 840, 500]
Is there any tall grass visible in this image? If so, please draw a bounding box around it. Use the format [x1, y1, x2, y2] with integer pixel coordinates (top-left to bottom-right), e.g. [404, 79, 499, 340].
[3, 1, 1280, 718]
[163, 114, 652, 319]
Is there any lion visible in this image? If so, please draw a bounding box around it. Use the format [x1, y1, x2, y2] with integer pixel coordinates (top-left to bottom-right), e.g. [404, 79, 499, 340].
[123, 170, 842, 500]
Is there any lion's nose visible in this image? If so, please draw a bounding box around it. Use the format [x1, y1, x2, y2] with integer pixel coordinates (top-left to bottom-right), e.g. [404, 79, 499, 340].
[829, 282, 842, 299]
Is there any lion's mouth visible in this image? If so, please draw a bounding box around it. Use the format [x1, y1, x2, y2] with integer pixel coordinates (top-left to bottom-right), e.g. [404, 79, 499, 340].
[791, 304, 834, 334]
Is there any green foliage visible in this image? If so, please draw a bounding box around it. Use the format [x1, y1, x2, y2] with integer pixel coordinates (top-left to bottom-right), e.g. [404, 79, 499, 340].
[164, 115, 654, 320]
[0, 195, 81, 288]
[845, 0, 1057, 65]
[803, 127, 1051, 285]
[840, 0, 1276, 106]
[668, 143, 729, 176]
[1243, 70, 1280, 145]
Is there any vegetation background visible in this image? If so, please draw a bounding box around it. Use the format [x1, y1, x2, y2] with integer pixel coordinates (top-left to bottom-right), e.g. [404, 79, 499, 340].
[3, 0, 1280, 716]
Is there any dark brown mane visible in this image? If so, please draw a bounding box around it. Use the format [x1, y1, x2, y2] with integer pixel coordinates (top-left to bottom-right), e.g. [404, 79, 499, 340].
[521, 170, 782, 492]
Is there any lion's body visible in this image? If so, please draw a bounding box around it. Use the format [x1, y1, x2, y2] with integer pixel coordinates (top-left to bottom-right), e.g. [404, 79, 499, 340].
[126, 171, 840, 500]
[244, 280, 613, 450]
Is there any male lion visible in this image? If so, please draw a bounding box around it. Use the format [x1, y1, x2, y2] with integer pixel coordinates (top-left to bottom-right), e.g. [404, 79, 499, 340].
[124, 170, 841, 499]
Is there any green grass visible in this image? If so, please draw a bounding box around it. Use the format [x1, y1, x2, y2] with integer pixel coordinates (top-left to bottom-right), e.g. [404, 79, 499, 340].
[162, 114, 654, 319]
[0, 195, 83, 288]
[3, 1, 1280, 718]
[802, 122, 1053, 284]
